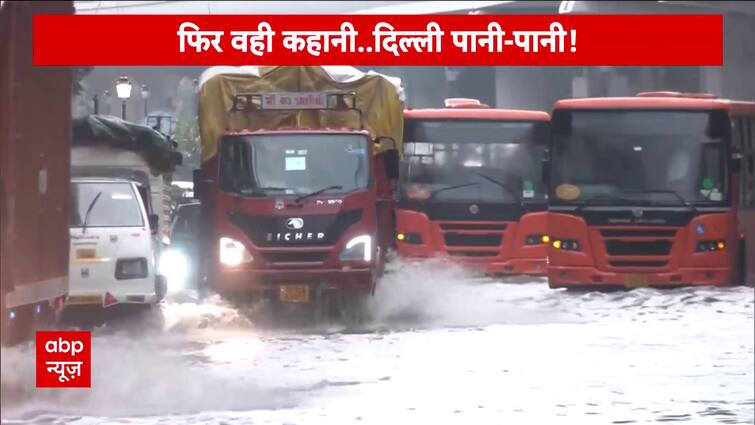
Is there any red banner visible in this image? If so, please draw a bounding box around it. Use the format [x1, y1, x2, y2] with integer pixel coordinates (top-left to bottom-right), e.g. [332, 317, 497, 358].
[33, 14, 722, 66]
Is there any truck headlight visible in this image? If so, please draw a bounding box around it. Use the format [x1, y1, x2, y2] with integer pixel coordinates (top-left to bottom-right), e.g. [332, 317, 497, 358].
[219, 237, 253, 266]
[339, 234, 372, 262]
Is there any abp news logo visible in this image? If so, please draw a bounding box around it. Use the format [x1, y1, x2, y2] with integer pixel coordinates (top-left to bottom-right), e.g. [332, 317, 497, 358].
[36, 331, 91, 388]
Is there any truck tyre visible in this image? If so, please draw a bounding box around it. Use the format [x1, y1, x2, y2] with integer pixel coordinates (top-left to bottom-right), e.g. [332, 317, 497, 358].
[340, 291, 371, 327]
[1, 304, 34, 347]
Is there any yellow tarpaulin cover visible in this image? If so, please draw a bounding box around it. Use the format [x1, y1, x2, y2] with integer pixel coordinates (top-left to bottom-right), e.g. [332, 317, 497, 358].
[198, 66, 404, 163]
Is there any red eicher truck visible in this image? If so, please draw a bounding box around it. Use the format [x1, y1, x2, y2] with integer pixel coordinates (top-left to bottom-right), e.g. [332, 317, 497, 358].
[194, 66, 403, 319]
[1, 0, 71, 345]
[546, 92, 755, 289]
[395, 98, 551, 276]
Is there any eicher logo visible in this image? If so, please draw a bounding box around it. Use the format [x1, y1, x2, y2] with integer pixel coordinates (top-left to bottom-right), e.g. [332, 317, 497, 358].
[266, 217, 325, 242]
[36, 331, 91, 388]
[267, 231, 325, 242]
[286, 217, 304, 230]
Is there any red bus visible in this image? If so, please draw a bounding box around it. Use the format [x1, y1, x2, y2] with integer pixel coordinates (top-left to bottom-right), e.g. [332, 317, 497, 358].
[546, 92, 755, 289]
[395, 99, 550, 276]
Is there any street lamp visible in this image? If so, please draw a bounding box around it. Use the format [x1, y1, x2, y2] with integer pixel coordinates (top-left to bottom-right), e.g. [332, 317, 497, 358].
[140, 84, 150, 118]
[115, 76, 132, 120]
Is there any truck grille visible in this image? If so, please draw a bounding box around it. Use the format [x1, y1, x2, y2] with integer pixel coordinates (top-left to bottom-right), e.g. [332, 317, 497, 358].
[229, 209, 363, 247]
[260, 251, 328, 264]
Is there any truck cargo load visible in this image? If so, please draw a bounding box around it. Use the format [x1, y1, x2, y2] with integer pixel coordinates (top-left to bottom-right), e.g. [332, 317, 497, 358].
[198, 66, 404, 163]
[71, 115, 183, 239]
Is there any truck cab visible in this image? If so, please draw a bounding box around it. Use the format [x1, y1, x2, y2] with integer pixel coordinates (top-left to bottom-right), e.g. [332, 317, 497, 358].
[195, 68, 404, 318]
[395, 98, 550, 276]
[66, 177, 166, 310]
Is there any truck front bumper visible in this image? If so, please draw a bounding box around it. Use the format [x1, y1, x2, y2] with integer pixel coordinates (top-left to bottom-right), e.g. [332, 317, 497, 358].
[214, 267, 376, 294]
[548, 266, 732, 289]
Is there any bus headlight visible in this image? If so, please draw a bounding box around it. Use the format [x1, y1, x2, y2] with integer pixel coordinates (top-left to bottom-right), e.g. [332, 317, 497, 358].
[552, 239, 581, 251]
[339, 235, 372, 262]
[219, 237, 253, 266]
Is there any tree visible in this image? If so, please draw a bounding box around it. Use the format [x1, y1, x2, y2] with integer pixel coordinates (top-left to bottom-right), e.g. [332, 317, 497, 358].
[72, 67, 94, 95]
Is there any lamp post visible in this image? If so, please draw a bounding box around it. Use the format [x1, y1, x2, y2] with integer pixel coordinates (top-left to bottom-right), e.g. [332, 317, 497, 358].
[140, 84, 150, 119]
[115, 76, 132, 120]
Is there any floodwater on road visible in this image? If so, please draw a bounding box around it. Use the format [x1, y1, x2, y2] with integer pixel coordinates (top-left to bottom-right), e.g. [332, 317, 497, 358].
[2, 259, 753, 425]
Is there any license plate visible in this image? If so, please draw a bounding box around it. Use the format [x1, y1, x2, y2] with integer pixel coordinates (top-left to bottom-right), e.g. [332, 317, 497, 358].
[76, 248, 97, 259]
[279, 285, 310, 303]
[625, 274, 649, 288]
[66, 295, 103, 305]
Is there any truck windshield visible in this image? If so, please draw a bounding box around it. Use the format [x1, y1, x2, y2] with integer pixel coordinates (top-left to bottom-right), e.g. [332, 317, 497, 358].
[220, 133, 370, 197]
[70, 182, 144, 227]
[401, 119, 548, 203]
[551, 110, 727, 206]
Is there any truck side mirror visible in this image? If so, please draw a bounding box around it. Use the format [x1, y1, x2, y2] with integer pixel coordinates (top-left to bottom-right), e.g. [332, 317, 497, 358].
[374, 135, 398, 151]
[385, 149, 400, 180]
[192, 169, 214, 199]
[148, 214, 159, 235]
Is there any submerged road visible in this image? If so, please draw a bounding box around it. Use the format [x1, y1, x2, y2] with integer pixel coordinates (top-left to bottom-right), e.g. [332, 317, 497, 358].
[2, 259, 753, 424]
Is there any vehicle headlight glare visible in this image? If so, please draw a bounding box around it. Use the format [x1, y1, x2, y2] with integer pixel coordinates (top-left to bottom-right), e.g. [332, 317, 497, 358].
[219, 236, 253, 266]
[339, 234, 372, 262]
[159, 249, 188, 289]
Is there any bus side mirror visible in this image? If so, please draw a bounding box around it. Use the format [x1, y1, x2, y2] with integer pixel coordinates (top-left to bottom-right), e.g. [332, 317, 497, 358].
[730, 153, 742, 174]
[148, 214, 159, 235]
[541, 149, 551, 185]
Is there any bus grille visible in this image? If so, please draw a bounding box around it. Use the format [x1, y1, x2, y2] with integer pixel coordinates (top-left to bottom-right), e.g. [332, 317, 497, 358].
[444, 233, 502, 247]
[604, 240, 672, 256]
[448, 250, 498, 257]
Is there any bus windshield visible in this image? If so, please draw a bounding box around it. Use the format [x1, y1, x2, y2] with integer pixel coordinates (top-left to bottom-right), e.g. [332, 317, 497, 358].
[219, 133, 370, 197]
[401, 119, 549, 203]
[551, 110, 728, 206]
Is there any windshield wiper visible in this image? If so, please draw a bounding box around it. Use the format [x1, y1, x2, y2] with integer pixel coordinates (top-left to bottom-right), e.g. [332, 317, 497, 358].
[622, 189, 698, 213]
[295, 185, 343, 203]
[471, 171, 526, 207]
[81, 191, 103, 234]
[427, 182, 480, 201]
[238, 186, 288, 196]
